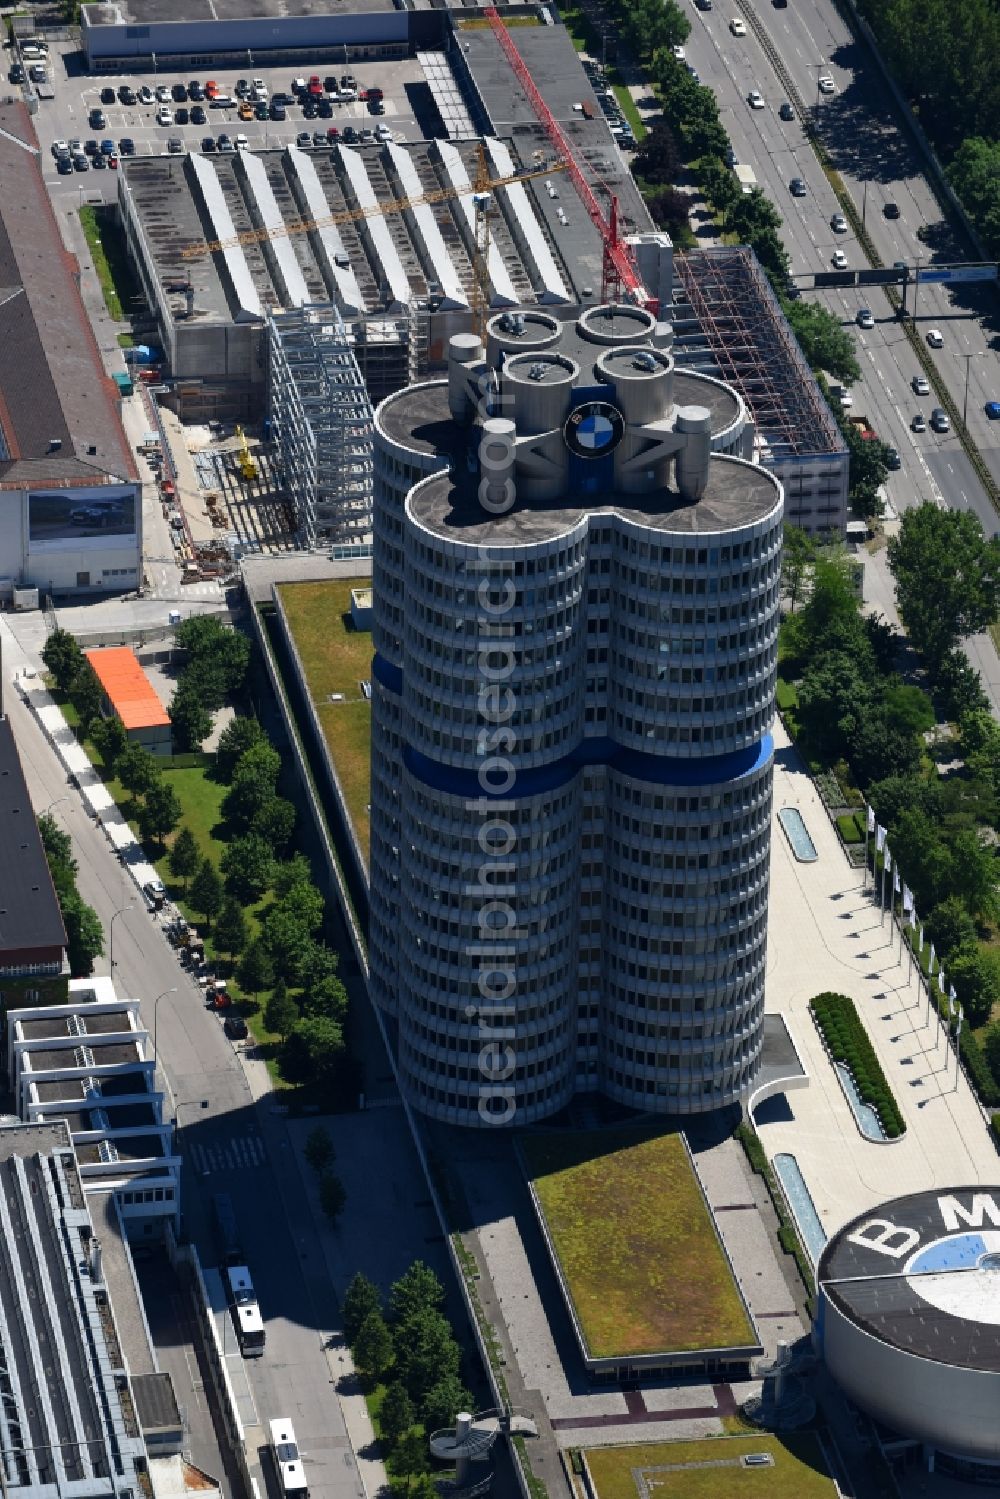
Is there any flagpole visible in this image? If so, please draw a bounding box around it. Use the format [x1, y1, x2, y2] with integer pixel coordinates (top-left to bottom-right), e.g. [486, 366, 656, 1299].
[863, 805, 872, 890]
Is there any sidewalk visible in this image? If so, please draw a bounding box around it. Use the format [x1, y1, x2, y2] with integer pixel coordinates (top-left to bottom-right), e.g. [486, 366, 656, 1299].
[759, 718, 999, 1241]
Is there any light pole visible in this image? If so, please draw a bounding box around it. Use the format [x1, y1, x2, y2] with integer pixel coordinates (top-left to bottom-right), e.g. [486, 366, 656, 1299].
[109, 903, 135, 972]
[41, 793, 71, 820]
[151, 986, 177, 1069]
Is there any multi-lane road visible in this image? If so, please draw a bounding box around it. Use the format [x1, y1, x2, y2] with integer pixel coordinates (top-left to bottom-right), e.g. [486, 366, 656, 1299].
[680, 0, 1000, 530]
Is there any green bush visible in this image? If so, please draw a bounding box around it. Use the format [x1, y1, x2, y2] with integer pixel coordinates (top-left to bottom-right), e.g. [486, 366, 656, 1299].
[992, 1114, 1000, 1151]
[810, 992, 906, 1137]
[836, 812, 863, 844]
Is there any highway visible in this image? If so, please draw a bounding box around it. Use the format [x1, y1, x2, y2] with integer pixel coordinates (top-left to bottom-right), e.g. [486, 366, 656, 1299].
[680, 0, 1000, 532]
[1, 638, 364, 1499]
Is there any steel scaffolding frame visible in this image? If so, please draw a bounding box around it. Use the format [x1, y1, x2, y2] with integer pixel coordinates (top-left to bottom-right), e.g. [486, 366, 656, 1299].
[267, 304, 375, 551]
[674, 246, 841, 460]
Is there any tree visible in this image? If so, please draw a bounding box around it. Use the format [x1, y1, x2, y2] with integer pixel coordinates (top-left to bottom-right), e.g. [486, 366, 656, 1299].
[221, 833, 275, 903]
[388, 1432, 430, 1481]
[38, 813, 76, 876]
[215, 716, 266, 782]
[298, 940, 341, 992]
[170, 685, 213, 752]
[319, 1170, 347, 1226]
[168, 827, 201, 889]
[221, 742, 282, 831]
[117, 744, 161, 799]
[273, 852, 313, 899]
[935, 649, 990, 722]
[379, 1383, 415, 1445]
[631, 120, 681, 187]
[70, 666, 104, 731]
[781, 524, 815, 610]
[847, 705, 922, 786]
[343, 1272, 382, 1344]
[888, 504, 1000, 669]
[138, 779, 182, 846]
[784, 301, 862, 384]
[947, 136, 1000, 257]
[42, 628, 85, 693]
[946, 940, 1000, 1027]
[646, 186, 694, 237]
[190, 858, 224, 929]
[925, 896, 978, 959]
[302, 975, 349, 1025]
[237, 937, 274, 998]
[949, 828, 999, 924]
[888, 809, 955, 915]
[91, 713, 128, 774]
[393, 1307, 461, 1402]
[389, 1261, 445, 1325]
[281, 1015, 344, 1083]
[983, 1021, 1000, 1086]
[62, 893, 104, 977]
[264, 977, 298, 1040]
[252, 795, 297, 852]
[304, 1125, 334, 1174]
[175, 613, 230, 657]
[215, 897, 249, 962]
[421, 1375, 474, 1435]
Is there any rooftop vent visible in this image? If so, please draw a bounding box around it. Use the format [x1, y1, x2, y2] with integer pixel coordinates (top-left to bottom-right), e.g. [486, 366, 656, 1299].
[48, 438, 62, 452]
[528, 362, 546, 381]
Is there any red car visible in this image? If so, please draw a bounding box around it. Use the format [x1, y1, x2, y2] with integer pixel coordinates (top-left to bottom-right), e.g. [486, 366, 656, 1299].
[205, 78, 219, 99]
[326, 125, 340, 139]
[308, 74, 323, 96]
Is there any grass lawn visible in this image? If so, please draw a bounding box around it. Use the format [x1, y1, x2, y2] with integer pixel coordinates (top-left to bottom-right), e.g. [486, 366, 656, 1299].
[79, 205, 144, 323]
[521, 1128, 757, 1359]
[585, 1435, 838, 1499]
[278, 579, 373, 862]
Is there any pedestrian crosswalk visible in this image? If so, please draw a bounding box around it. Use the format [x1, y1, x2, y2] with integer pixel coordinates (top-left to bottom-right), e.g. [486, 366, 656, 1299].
[186, 1135, 268, 1175]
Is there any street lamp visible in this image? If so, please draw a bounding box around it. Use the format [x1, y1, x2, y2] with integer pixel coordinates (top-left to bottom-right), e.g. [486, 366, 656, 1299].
[41, 793, 71, 820]
[151, 986, 178, 1068]
[109, 903, 136, 971]
[949, 993, 963, 1090]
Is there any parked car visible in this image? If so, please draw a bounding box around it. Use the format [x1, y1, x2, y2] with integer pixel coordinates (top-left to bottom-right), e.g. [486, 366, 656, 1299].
[57, 155, 73, 174]
[202, 135, 217, 152]
[270, 102, 286, 120]
[84, 139, 99, 155]
[296, 130, 312, 148]
[89, 108, 106, 129]
[91, 151, 107, 169]
[312, 130, 327, 147]
[189, 79, 205, 99]
[316, 98, 332, 117]
[216, 133, 234, 151]
[144, 878, 166, 910]
[369, 97, 385, 115]
[191, 105, 206, 124]
[172, 82, 187, 101]
[137, 86, 154, 106]
[205, 78, 220, 98]
[235, 133, 249, 150]
[167, 137, 185, 153]
[156, 106, 173, 125]
[100, 138, 115, 154]
[224, 1014, 249, 1040]
[119, 137, 136, 155]
[119, 85, 136, 104]
[100, 86, 116, 104]
[251, 77, 268, 98]
[51, 138, 70, 157]
[155, 84, 171, 103]
[175, 106, 189, 124]
[9, 63, 24, 83]
[73, 153, 88, 171]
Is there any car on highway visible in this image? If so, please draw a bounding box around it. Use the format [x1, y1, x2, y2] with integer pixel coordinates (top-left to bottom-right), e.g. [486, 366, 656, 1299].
[926, 327, 944, 347]
[884, 201, 900, 218]
[818, 73, 835, 93]
[856, 308, 875, 328]
[986, 401, 1000, 420]
[747, 89, 765, 109]
[789, 177, 807, 196]
[930, 407, 950, 433]
[886, 447, 901, 470]
[224, 1014, 249, 1040]
[830, 213, 848, 233]
[730, 16, 746, 33]
[912, 412, 927, 431]
[779, 101, 795, 120]
[831, 248, 848, 268]
[119, 137, 136, 155]
[912, 375, 930, 395]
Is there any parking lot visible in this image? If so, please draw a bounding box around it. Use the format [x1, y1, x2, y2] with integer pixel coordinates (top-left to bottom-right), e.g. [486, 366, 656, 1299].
[29, 47, 434, 186]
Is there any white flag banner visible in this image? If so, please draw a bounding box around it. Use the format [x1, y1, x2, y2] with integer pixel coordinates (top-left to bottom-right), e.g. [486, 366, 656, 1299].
[903, 885, 914, 913]
[885, 848, 892, 874]
[867, 804, 876, 833]
[894, 868, 901, 895]
[909, 906, 917, 929]
[929, 942, 936, 971]
[918, 925, 924, 954]
[876, 824, 886, 852]
[949, 986, 957, 1003]
[939, 968, 946, 994]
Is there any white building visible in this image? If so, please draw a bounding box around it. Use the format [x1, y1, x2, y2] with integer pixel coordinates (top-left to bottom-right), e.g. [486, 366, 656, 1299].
[369, 304, 782, 1126]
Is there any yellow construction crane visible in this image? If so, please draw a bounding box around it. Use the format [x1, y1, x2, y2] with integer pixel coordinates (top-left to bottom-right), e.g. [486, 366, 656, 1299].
[179, 147, 566, 337]
[234, 424, 258, 481]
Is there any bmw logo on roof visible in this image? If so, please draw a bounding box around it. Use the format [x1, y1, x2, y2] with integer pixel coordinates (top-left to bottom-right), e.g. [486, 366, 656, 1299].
[564, 400, 625, 460]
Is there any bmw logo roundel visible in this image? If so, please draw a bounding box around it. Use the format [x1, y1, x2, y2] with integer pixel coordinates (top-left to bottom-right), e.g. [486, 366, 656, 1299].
[564, 400, 625, 459]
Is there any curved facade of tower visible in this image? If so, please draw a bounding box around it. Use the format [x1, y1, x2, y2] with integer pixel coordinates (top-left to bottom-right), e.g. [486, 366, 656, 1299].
[370, 306, 782, 1126]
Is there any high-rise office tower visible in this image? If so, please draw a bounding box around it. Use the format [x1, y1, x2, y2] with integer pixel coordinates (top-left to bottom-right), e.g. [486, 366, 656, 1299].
[370, 304, 782, 1127]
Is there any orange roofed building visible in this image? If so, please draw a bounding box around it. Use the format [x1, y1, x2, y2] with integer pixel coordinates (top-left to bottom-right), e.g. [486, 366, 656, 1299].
[85, 646, 172, 755]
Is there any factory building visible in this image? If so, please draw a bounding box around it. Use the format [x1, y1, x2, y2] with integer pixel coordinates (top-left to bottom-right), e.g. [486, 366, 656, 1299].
[369, 302, 782, 1126]
[0, 716, 69, 1010]
[85, 647, 173, 757]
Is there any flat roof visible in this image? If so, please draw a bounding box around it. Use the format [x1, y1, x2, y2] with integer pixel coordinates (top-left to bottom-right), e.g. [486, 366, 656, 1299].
[0, 717, 68, 957]
[819, 1188, 1000, 1372]
[85, 0, 393, 21]
[0, 103, 135, 489]
[85, 647, 171, 730]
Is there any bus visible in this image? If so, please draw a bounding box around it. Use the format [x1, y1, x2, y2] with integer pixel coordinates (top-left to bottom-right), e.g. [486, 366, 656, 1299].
[212, 1192, 243, 1267]
[269, 1418, 308, 1498]
[225, 1264, 265, 1358]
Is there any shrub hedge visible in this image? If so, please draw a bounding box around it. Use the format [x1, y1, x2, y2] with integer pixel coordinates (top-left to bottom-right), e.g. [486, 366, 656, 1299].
[810, 991, 906, 1138]
[992, 1114, 1000, 1151]
[836, 812, 863, 844]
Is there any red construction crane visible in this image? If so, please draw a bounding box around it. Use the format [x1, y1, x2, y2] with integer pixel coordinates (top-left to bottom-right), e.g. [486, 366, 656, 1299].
[483, 5, 648, 307]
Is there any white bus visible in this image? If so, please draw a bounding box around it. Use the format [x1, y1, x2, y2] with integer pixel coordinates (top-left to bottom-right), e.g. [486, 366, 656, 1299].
[224, 1264, 265, 1358]
[269, 1418, 308, 1498]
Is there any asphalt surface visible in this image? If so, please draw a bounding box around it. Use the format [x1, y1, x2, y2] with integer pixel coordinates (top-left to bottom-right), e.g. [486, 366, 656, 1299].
[2, 660, 363, 1499]
[682, 0, 1000, 530]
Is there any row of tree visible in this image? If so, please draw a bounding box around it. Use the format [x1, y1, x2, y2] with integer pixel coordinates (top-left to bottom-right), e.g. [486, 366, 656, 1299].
[169, 614, 251, 750]
[343, 1263, 472, 1497]
[38, 814, 104, 975]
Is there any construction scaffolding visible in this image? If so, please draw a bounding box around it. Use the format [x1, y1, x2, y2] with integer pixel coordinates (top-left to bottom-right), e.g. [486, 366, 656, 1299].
[672, 246, 849, 535]
[267, 304, 375, 553]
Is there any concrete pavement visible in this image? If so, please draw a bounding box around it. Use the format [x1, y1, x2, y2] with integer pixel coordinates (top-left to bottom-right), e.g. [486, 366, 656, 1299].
[758, 717, 999, 1245]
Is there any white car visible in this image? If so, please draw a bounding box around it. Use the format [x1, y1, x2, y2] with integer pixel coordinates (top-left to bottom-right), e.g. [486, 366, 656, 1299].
[138, 85, 154, 105]
[839, 389, 854, 410]
[912, 375, 930, 395]
[235, 133, 249, 150]
[671, 44, 686, 60]
[926, 328, 944, 348]
[747, 89, 765, 109]
[156, 106, 173, 126]
[51, 139, 69, 157]
[730, 16, 747, 33]
[831, 249, 848, 269]
[856, 308, 875, 329]
[251, 77, 268, 98]
[818, 74, 835, 93]
[830, 212, 848, 233]
[155, 84, 171, 103]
